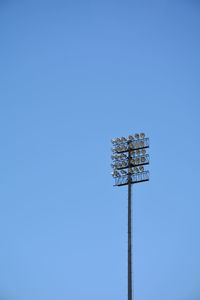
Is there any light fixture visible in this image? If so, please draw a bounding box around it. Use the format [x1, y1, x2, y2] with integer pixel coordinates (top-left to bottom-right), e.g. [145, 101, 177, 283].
[134, 143, 139, 149]
[129, 143, 134, 149]
[130, 151, 136, 157]
[110, 133, 150, 300]
[134, 133, 139, 139]
[142, 149, 146, 155]
[140, 133, 145, 138]
[135, 158, 140, 164]
[140, 140, 144, 147]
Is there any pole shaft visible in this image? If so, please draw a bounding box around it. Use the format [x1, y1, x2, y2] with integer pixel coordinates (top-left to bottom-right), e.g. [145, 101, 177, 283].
[128, 152, 133, 300]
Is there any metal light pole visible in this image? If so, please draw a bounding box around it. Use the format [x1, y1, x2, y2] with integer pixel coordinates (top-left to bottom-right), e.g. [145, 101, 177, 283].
[128, 168, 132, 300]
[110, 133, 150, 300]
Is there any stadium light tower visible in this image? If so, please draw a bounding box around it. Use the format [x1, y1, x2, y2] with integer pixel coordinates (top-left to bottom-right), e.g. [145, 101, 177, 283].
[110, 133, 150, 300]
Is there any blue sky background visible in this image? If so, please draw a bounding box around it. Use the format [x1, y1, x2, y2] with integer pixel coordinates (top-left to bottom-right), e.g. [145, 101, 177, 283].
[0, 0, 200, 299]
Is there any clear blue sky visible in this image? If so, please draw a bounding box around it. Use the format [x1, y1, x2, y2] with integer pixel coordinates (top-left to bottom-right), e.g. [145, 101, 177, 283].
[0, 0, 200, 299]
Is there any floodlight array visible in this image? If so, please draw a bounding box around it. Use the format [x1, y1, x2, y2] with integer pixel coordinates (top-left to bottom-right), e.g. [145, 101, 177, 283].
[114, 171, 150, 186]
[111, 138, 149, 153]
[110, 133, 150, 186]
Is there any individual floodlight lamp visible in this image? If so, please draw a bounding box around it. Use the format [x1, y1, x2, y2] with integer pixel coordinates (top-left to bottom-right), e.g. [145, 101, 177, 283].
[110, 133, 150, 300]
[129, 135, 134, 140]
[142, 149, 146, 155]
[134, 133, 139, 139]
[134, 142, 139, 148]
[139, 140, 144, 147]
[135, 158, 140, 164]
[140, 133, 145, 138]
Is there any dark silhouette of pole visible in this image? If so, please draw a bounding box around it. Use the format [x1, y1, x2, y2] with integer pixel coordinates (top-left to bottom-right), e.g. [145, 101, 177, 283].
[128, 150, 133, 300]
